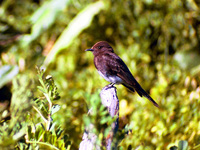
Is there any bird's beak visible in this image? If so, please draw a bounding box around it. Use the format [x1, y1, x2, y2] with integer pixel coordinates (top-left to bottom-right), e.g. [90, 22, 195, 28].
[85, 48, 94, 52]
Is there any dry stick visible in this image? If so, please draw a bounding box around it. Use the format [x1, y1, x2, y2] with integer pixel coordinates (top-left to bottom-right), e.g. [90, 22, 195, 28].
[100, 85, 119, 150]
[79, 85, 119, 150]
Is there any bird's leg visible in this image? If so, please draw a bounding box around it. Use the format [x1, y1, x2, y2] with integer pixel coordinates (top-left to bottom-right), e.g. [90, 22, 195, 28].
[109, 83, 115, 87]
[105, 83, 116, 90]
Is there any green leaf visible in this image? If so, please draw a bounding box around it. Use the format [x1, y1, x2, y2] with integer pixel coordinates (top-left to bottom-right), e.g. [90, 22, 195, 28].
[43, 131, 51, 143]
[35, 124, 45, 141]
[55, 127, 63, 139]
[27, 125, 33, 140]
[49, 134, 57, 145]
[37, 86, 46, 93]
[100, 117, 112, 124]
[42, 1, 106, 68]
[56, 140, 64, 149]
[38, 78, 46, 89]
[21, 0, 71, 45]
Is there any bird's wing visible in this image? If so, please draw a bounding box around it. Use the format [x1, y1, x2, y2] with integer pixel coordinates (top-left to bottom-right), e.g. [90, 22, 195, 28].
[100, 52, 139, 86]
[99, 52, 159, 107]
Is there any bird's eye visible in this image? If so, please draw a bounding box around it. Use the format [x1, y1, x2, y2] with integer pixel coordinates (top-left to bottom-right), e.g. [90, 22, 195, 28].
[97, 46, 102, 49]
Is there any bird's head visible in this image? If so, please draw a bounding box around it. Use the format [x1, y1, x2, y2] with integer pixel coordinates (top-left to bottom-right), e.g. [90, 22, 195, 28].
[85, 41, 114, 55]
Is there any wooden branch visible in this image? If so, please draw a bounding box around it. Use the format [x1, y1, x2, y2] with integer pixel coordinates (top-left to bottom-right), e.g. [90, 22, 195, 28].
[79, 124, 100, 150]
[79, 85, 119, 150]
[100, 85, 119, 150]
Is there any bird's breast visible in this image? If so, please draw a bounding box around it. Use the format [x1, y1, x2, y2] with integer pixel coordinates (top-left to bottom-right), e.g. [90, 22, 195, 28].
[98, 71, 123, 84]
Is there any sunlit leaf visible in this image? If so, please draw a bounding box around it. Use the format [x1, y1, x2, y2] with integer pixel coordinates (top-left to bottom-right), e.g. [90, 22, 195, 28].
[37, 86, 45, 93]
[42, 1, 106, 68]
[21, 0, 71, 45]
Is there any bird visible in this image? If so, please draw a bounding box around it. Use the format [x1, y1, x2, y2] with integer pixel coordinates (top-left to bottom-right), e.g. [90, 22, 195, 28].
[85, 41, 159, 107]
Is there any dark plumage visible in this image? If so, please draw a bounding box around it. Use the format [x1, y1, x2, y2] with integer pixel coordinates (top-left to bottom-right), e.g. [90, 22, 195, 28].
[86, 41, 159, 107]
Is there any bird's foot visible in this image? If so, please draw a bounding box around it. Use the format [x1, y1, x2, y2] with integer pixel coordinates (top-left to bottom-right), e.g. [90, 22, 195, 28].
[105, 83, 116, 90]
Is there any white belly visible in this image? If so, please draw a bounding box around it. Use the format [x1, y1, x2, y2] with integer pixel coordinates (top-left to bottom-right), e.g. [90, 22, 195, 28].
[98, 71, 123, 84]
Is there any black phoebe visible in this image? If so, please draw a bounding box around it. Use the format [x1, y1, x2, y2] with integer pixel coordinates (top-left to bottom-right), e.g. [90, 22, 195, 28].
[85, 41, 159, 107]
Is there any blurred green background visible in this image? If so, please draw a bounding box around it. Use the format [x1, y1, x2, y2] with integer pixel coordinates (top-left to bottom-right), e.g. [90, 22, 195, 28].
[0, 0, 200, 149]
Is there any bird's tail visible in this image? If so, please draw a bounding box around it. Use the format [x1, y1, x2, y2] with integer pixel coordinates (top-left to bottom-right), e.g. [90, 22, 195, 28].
[122, 83, 135, 92]
[123, 83, 159, 108]
[135, 85, 159, 108]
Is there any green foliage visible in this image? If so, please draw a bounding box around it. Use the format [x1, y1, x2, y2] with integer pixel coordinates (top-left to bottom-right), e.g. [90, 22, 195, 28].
[0, 73, 33, 149]
[0, 0, 200, 149]
[42, 1, 106, 67]
[26, 0, 70, 43]
[23, 68, 71, 150]
[0, 69, 71, 149]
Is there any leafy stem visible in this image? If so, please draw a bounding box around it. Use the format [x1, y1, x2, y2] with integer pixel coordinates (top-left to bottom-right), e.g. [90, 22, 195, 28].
[44, 92, 52, 131]
[32, 106, 47, 123]
[26, 140, 59, 150]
